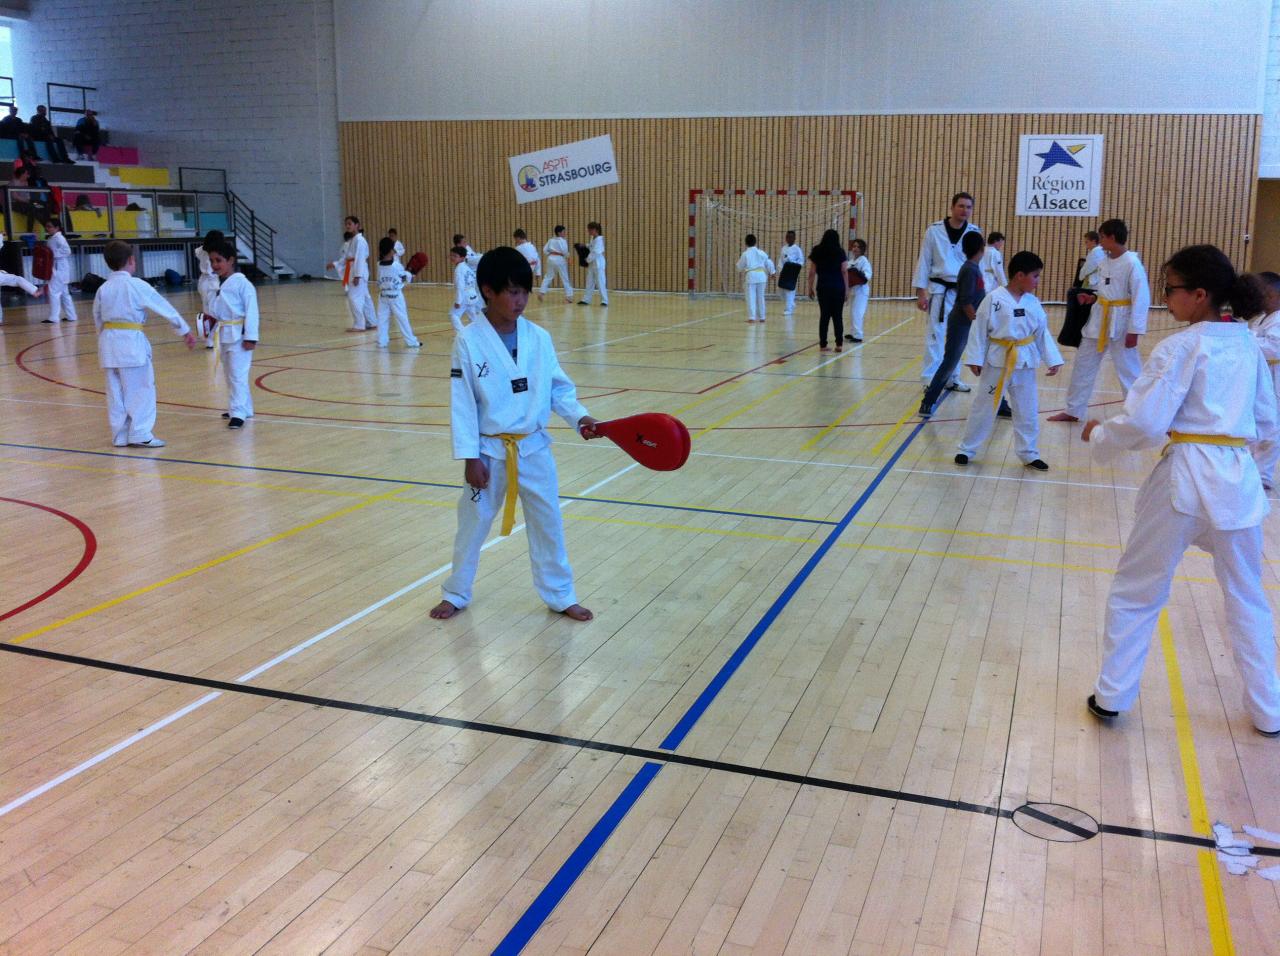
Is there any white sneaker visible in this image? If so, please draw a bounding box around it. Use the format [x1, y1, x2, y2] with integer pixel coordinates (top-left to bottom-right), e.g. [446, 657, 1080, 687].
[946, 381, 972, 393]
[130, 438, 167, 448]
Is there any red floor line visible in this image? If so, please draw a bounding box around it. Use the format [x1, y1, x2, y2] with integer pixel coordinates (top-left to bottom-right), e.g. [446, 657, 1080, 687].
[0, 496, 98, 623]
[695, 343, 819, 393]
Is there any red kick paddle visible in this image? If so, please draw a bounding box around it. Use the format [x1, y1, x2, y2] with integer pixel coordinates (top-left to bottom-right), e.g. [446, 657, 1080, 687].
[592, 413, 691, 471]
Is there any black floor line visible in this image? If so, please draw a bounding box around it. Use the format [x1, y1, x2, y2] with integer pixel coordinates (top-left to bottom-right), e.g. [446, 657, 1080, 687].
[3, 640, 1275, 858]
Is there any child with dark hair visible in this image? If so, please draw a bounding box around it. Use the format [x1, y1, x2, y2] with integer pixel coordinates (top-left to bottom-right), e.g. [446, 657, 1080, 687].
[430, 246, 601, 623]
[329, 215, 375, 332]
[196, 229, 225, 348]
[1248, 270, 1280, 488]
[387, 227, 404, 264]
[736, 233, 776, 323]
[93, 239, 195, 447]
[375, 235, 420, 349]
[921, 230, 986, 416]
[1050, 218, 1149, 423]
[844, 237, 872, 342]
[513, 228, 542, 284]
[1083, 244, 1279, 738]
[452, 233, 482, 269]
[778, 229, 804, 316]
[981, 231, 1006, 293]
[954, 250, 1063, 468]
[538, 225, 573, 302]
[207, 240, 259, 429]
[579, 221, 607, 306]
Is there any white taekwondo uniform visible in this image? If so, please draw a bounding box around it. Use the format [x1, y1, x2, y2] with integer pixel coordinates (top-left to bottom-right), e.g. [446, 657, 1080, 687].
[93, 269, 191, 446]
[980, 245, 1005, 297]
[333, 232, 376, 331]
[736, 246, 775, 321]
[582, 234, 608, 305]
[375, 259, 420, 349]
[778, 242, 804, 315]
[1089, 319, 1280, 735]
[195, 245, 220, 347]
[957, 286, 1064, 463]
[47, 230, 76, 322]
[210, 270, 260, 422]
[913, 217, 982, 386]
[540, 235, 573, 299]
[848, 253, 873, 339]
[451, 259, 483, 332]
[1248, 307, 1280, 487]
[442, 313, 590, 612]
[514, 240, 542, 278]
[1063, 249, 1150, 419]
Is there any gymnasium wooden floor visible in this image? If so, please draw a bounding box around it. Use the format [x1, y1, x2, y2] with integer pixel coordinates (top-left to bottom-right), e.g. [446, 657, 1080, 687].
[1, 280, 1277, 955]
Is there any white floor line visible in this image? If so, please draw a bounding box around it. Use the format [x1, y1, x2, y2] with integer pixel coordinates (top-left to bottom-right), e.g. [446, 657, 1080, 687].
[565, 308, 739, 352]
[0, 461, 639, 818]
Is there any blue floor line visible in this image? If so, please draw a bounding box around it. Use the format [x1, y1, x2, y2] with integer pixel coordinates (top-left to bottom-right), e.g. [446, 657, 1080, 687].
[489, 395, 944, 954]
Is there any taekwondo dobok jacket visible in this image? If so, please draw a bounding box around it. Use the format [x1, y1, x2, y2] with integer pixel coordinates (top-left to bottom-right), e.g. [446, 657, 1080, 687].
[1091, 321, 1277, 530]
[377, 260, 411, 298]
[964, 287, 1063, 371]
[210, 271, 260, 345]
[1083, 250, 1150, 341]
[93, 270, 190, 368]
[736, 247, 775, 283]
[913, 219, 981, 289]
[449, 314, 589, 463]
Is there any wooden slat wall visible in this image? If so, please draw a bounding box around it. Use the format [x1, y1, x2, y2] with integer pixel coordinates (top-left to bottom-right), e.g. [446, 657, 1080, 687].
[338, 114, 1259, 298]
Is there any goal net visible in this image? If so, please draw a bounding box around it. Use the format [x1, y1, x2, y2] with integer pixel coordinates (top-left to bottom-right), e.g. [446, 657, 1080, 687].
[688, 189, 860, 297]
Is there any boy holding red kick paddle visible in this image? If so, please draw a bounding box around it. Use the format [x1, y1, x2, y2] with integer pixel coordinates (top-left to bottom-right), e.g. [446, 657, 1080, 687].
[431, 247, 601, 623]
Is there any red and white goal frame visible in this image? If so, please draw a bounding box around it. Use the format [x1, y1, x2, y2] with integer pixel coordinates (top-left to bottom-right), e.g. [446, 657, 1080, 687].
[687, 188, 861, 294]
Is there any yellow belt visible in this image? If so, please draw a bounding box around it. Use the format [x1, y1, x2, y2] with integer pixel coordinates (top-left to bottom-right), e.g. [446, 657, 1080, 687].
[989, 335, 1035, 411]
[102, 321, 144, 330]
[1095, 297, 1132, 353]
[211, 319, 245, 375]
[1162, 431, 1247, 456]
[482, 432, 529, 535]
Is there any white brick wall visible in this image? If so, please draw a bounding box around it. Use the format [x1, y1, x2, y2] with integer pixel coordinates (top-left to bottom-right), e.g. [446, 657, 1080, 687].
[11, 0, 341, 270]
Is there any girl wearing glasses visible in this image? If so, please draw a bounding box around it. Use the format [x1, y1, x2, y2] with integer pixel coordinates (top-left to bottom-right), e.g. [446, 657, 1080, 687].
[1081, 244, 1280, 738]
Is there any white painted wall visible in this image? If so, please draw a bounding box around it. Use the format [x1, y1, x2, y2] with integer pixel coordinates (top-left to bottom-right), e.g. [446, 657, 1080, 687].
[10, 0, 342, 271]
[336, 0, 1270, 121]
[1262, 0, 1280, 175]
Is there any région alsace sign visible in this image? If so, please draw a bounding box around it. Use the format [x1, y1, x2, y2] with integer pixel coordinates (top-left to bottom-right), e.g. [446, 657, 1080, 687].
[509, 134, 619, 205]
[1015, 134, 1104, 217]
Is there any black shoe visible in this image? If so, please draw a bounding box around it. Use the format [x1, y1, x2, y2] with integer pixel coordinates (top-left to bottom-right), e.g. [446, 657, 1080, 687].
[577, 301, 590, 306]
[918, 404, 933, 419]
[600, 302, 608, 307]
[1087, 695, 1119, 719]
[849, 337, 862, 343]
[41, 318, 54, 323]
[1026, 459, 1049, 471]
[228, 417, 244, 429]
[997, 404, 1012, 419]
[1256, 726, 1280, 738]
[221, 412, 229, 419]
[954, 454, 968, 465]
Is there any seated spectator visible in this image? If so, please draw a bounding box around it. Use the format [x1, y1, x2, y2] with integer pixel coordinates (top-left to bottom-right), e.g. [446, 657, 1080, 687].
[0, 105, 23, 138]
[72, 109, 100, 160]
[27, 106, 69, 162]
[8, 160, 49, 233]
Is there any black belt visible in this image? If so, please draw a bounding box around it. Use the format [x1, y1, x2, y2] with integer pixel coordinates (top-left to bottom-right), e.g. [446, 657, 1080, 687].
[929, 278, 957, 320]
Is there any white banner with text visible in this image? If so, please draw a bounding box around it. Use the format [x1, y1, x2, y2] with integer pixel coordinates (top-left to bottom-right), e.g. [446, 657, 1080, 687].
[509, 134, 619, 205]
[1015, 134, 1104, 216]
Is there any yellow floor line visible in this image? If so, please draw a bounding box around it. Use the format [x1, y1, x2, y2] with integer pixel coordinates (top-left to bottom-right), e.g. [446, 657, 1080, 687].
[867, 399, 921, 458]
[801, 358, 917, 450]
[8, 487, 412, 645]
[671, 380, 747, 417]
[695, 378, 805, 438]
[1158, 611, 1235, 955]
[0, 456, 374, 499]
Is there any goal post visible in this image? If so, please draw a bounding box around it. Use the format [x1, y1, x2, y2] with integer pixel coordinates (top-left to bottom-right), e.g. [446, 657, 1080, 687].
[687, 188, 861, 297]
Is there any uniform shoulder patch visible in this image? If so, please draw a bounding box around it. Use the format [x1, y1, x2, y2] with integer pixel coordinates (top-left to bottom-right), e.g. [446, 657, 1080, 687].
[450, 368, 463, 378]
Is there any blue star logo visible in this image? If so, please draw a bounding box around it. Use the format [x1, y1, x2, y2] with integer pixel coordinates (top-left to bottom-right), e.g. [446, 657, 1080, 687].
[1035, 141, 1086, 173]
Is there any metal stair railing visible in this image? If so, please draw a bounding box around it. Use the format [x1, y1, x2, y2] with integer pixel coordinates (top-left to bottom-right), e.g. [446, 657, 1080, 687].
[229, 189, 276, 275]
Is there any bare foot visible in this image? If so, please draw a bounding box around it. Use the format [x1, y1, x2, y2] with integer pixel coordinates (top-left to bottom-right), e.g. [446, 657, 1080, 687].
[1046, 412, 1079, 422]
[559, 604, 593, 621]
[429, 599, 461, 619]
